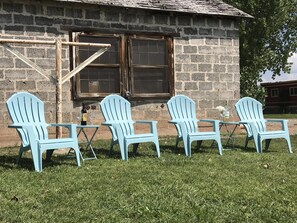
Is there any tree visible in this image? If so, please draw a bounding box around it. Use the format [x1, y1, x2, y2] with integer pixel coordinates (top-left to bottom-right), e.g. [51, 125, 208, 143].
[223, 0, 297, 102]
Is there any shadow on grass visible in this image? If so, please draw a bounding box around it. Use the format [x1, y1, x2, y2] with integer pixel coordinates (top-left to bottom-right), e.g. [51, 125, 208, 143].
[0, 153, 73, 171]
[160, 143, 220, 156]
[232, 141, 280, 153]
[92, 145, 163, 160]
[0, 154, 20, 169]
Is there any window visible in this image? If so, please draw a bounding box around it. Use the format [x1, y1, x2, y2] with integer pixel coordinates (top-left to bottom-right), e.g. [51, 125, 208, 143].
[290, 87, 297, 96]
[71, 32, 173, 99]
[271, 88, 279, 97]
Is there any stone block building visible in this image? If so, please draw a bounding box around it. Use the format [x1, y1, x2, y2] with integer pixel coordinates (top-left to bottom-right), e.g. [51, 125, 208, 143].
[0, 0, 251, 146]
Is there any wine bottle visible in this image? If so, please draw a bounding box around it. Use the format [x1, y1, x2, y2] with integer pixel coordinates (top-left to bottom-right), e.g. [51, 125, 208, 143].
[81, 103, 87, 125]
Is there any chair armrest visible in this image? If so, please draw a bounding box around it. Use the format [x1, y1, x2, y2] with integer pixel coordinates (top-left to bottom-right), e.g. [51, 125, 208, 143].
[102, 121, 134, 126]
[102, 121, 137, 141]
[266, 119, 288, 123]
[135, 120, 157, 124]
[49, 123, 77, 128]
[199, 119, 220, 124]
[199, 119, 220, 132]
[101, 122, 119, 141]
[168, 120, 186, 129]
[102, 122, 112, 126]
[8, 124, 28, 128]
[8, 124, 38, 146]
[168, 119, 194, 125]
[135, 120, 158, 134]
[49, 123, 78, 139]
[8, 124, 37, 132]
[238, 120, 254, 124]
[266, 119, 288, 131]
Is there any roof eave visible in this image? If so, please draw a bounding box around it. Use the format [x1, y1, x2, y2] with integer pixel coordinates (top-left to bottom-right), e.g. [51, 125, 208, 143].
[54, 0, 253, 19]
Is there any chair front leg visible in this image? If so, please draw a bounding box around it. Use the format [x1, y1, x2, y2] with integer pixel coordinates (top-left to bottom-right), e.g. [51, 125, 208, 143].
[188, 137, 193, 157]
[285, 135, 293, 153]
[215, 138, 223, 155]
[34, 144, 42, 172]
[72, 144, 81, 167]
[255, 136, 262, 153]
[154, 139, 160, 158]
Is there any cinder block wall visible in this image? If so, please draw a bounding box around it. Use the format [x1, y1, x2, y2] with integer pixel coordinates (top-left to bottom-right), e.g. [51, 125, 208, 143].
[0, 0, 240, 146]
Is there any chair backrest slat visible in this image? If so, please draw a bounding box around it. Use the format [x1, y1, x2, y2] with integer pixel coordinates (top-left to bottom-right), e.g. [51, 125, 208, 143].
[167, 95, 198, 133]
[6, 92, 49, 145]
[235, 97, 266, 136]
[100, 95, 134, 136]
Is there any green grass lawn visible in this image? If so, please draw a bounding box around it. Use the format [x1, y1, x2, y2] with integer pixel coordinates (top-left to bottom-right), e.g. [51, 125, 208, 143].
[0, 136, 297, 222]
[264, 114, 297, 119]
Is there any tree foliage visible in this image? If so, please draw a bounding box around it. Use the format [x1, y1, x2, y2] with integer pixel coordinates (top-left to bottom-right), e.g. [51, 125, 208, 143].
[223, 0, 297, 102]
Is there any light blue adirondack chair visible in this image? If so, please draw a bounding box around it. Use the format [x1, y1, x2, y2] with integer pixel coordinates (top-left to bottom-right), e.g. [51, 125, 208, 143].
[6, 92, 81, 172]
[235, 97, 292, 153]
[99, 94, 160, 160]
[167, 95, 223, 156]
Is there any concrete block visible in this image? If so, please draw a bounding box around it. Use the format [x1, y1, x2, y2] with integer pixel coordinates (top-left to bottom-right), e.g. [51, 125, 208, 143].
[154, 14, 168, 25]
[184, 27, 197, 35]
[14, 15, 34, 25]
[191, 55, 204, 63]
[0, 14, 12, 24]
[86, 9, 101, 20]
[213, 64, 226, 73]
[65, 8, 83, 18]
[178, 16, 191, 26]
[176, 72, 190, 81]
[183, 45, 197, 54]
[183, 64, 197, 72]
[206, 73, 220, 82]
[205, 55, 219, 63]
[184, 82, 198, 90]
[191, 73, 205, 81]
[199, 28, 212, 36]
[5, 69, 27, 79]
[3, 3, 23, 13]
[175, 54, 190, 63]
[198, 64, 212, 72]
[220, 73, 233, 82]
[0, 79, 14, 90]
[199, 82, 212, 90]
[47, 6, 64, 16]
[205, 38, 218, 45]
[16, 81, 36, 91]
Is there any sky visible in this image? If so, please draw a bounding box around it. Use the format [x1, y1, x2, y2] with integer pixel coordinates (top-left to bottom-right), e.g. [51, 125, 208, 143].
[261, 53, 297, 83]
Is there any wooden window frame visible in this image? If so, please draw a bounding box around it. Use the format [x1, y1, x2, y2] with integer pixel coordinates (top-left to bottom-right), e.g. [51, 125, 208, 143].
[71, 32, 174, 100]
[128, 35, 173, 99]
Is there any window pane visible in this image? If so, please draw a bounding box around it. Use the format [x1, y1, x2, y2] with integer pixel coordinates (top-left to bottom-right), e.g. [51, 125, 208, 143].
[290, 87, 297, 96]
[78, 35, 120, 64]
[132, 39, 167, 65]
[79, 67, 120, 93]
[133, 68, 169, 93]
